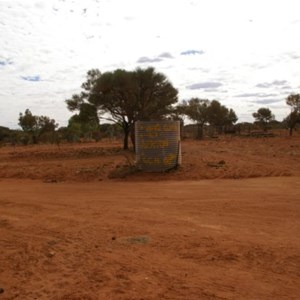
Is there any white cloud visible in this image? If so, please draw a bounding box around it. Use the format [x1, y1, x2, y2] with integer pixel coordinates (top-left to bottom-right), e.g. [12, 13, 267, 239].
[187, 82, 223, 90]
[0, 0, 300, 128]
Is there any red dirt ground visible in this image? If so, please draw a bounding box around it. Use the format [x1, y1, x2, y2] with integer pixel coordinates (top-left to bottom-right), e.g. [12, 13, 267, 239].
[0, 135, 299, 182]
[0, 135, 300, 299]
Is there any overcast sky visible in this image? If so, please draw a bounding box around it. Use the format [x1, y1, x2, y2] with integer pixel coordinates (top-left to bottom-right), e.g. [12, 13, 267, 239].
[1, 0, 300, 128]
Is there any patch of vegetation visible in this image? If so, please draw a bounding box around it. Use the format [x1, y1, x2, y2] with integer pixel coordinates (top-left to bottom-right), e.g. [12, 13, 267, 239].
[108, 152, 138, 178]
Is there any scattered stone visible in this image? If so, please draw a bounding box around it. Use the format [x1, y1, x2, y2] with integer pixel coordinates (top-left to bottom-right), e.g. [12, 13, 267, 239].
[43, 179, 58, 183]
[47, 251, 55, 258]
[126, 235, 150, 244]
[0, 288, 4, 294]
[207, 162, 223, 169]
[112, 236, 116, 241]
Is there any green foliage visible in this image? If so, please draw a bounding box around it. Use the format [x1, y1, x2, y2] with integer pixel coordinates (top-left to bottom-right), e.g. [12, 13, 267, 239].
[178, 99, 238, 138]
[66, 67, 178, 149]
[18, 109, 58, 144]
[252, 107, 275, 131]
[66, 115, 100, 142]
[37, 116, 57, 135]
[226, 108, 238, 125]
[283, 110, 300, 136]
[207, 100, 236, 127]
[18, 109, 37, 133]
[178, 98, 209, 139]
[0, 126, 11, 142]
[66, 69, 102, 112]
[286, 94, 300, 112]
[285, 94, 300, 136]
[99, 123, 122, 139]
[180, 98, 210, 124]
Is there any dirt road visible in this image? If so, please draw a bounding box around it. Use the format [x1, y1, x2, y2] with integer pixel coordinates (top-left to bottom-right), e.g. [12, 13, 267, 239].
[1, 177, 299, 299]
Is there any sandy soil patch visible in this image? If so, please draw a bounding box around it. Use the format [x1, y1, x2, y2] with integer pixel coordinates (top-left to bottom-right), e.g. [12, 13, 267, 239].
[0, 135, 299, 299]
[0, 135, 299, 182]
[0, 177, 299, 299]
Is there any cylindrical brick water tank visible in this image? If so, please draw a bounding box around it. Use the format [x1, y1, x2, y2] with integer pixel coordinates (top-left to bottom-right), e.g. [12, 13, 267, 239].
[135, 121, 181, 172]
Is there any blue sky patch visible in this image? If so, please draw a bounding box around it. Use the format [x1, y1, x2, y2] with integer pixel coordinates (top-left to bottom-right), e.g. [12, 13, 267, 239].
[21, 75, 41, 82]
[0, 59, 13, 66]
[180, 50, 204, 56]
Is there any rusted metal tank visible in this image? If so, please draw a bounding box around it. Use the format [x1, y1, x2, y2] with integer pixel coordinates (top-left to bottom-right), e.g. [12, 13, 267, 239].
[135, 121, 181, 172]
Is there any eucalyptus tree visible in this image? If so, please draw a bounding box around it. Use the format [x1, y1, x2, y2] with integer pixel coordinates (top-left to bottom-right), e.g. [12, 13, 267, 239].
[252, 107, 274, 131]
[178, 98, 210, 139]
[285, 94, 300, 135]
[18, 109, 58, 143]
[207, 100, 238, 134]
[66, 67, 178, 149]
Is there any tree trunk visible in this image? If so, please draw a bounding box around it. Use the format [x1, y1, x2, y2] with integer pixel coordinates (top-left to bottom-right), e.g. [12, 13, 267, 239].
[123, 129, 129, 150]
[130, 122, 136, 152]
[197, 123, 203, 139]
[289, 127, 293, 136]
[32, 133, 38, 144]
[122, 123, 130, 150]
[263, 122, 268, 132]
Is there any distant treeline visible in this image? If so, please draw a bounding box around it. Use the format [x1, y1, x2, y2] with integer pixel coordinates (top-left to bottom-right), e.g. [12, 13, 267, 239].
[1, 68, 299, 147]
[0, 123, 123, 145]
[0, 120, 298, 146]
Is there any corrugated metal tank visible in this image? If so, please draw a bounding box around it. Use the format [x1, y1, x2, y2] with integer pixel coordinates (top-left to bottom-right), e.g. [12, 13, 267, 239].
[135, 121, 181, 172]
